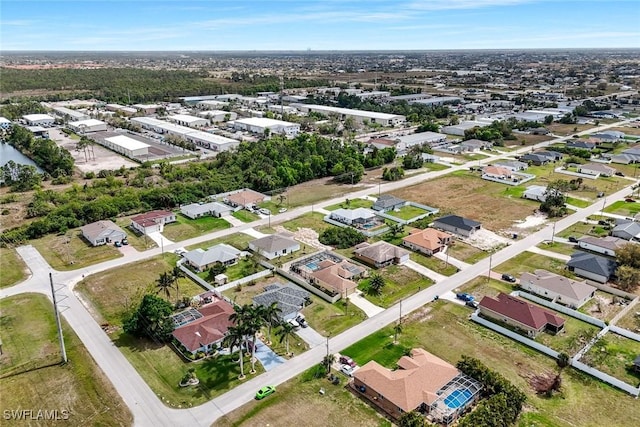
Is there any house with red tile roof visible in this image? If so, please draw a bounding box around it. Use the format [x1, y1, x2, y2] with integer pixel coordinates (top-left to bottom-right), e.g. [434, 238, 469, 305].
[478, 293, 565, 337]
[131, 210, 176, 234]
[172, 299, 235, 355]
[402, 228, 453, 256]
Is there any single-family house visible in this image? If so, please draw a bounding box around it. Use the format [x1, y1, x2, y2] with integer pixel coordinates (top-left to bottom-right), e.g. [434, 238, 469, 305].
[567, 252, 617, 283]
[421, 153, 440, 163]
[522, 185, 548, 202]
[611, 220, 640, 242]
[249, 234, 300, 259]
[478, 292, 565, 337]
[180, 201, 233, 219]
[253, 282, 310, 321]
[171, 298, 235, 355]
[225, 189, 266, 208]
[576, 163, 617, 177]
[432, 215, 481, 237]
[309, 259, 365, 296]
[402, 228, 453, 256]
[520, 269, 596, 309]
[460, 139, 491, 152]
[353, 348, 482, 423]
[520, 153, 550, 166]
[537, 151, 564, 162]
[183, 244, 241, 272]
[482, 165, 513, 180]
[577, 236, 628, 257]
[372, 195, 406, 212]
[131, 210, 176, 234]
[354, 241, 410, 267]
[566, 140, 597, 151]
[81, 220, 127, 246]
[329, 208, 377, 227]
[493, 160, 528, 171]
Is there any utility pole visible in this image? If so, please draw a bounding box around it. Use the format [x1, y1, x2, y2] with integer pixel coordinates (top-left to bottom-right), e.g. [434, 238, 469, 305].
[551, 221, 557, 244]
[487, 252, 493, 283]
[49, 273, 68, 363]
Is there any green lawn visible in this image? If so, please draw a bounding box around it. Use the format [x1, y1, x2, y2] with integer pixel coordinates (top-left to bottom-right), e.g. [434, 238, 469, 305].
[615, 308, 640, 332]
[604, 200, 640, 216]
[537, 241, 577, 256]
[358, 265, 433, 308]
[162, 214, 231, 242]
[447, 241, 488, 264]
[197, 258, 266, 283]
[267, 212, 332, 234]
[497, 252, 575, 279]
[409, 252, 459, 276]
[325, 198, 373, 211]
[342, 301, 640, 427]
[31, 230, 122, 271]
[387, 205, 429, 221]
[557, 222, 603, 239]
[535, 316, 600, 356]
[186, 232, 253, 252]
[581, 333, 640, 387]
[566, 197, 591, 208]
[0, 247, 28, 288]
[425, 162, 450, 171]
[0, 294, 132, 425]
[233, 209, 260, 223]
[459, 276, 517, 299]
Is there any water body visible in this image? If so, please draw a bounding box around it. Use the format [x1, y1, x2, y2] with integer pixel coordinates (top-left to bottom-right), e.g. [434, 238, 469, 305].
[0, 143, 43, 172]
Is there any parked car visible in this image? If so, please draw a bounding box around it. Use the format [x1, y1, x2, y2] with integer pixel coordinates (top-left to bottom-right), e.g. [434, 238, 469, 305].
[255, 385, 276, 400]
[456, 293, 474, 302]
[287, 318, 300, 329]
[278, 207, 288, 213]
[615, 171, 625, 177]
[259, 208, 271, 215]
[339, 355, 356, 368]
[568, 236, 579, 243]
[339, 364, 355, 377]
[501, 274, 516, 283]
[114, 241, 122, 248]
[598, 220, 609, 226]
[625, 198, 636, 203]
[466, 300, 479, 309]
[295, 315, 308, 328]
[121, 239, 129, 245]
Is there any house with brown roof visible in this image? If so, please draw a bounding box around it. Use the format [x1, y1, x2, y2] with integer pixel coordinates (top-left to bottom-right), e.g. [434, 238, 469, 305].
[249, 233, 300, 259]
[520, 269, 596, 309]
[81, 220, 127, 246]
[171, 298, 235, 355]
[354, 241, 410, 268]
[402, 228, 453, 256]
[482, 165, 513, 180]
[225, 189, 266, 208]
[131, 210, 176, 234]
[309, 259, 365, 296]
[577, 236, 629, 257]
[479, 293, 565, 337]
[352, 348, 482, 423]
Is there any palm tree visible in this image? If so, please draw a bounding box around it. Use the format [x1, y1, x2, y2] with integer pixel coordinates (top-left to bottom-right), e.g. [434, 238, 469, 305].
[223, 325, 246, 379]
[262, 302, 282, 345]
[171, 266, 183, 304]
[155, 272, 175, 301]
[276, 321, 296, 356]
[393, 322, 403, 344]
[322, 353, 335, 374]
[368, 274, 385, 296]
[230, 304, 264, 374]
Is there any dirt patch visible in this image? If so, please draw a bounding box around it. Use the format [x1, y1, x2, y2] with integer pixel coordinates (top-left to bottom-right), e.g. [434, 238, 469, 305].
[406, 306, 433, 323]
[584, 292, 626, 321]
[273, 225, 330, 250]
[464, 228, 512, 251]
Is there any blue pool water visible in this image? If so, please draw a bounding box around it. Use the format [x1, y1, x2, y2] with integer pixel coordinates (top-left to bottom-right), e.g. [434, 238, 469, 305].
[444, 389, 473, 409]
[306, 262, 319, 270]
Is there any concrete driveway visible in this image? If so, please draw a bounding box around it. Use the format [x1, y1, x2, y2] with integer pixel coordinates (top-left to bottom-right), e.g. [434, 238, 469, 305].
[404, 259, 447, 283]
[295, 326, 327, 348]
[347, 290, 384, 317]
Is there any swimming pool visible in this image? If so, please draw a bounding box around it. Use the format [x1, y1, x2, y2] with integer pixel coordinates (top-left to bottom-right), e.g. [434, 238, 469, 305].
[444, 388, 473, 409]
[306, 262, 319, 270]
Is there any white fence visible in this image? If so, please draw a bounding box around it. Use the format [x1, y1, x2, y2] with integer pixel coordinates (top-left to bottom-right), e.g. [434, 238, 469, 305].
[609, 325, 640, 342]
[375, 201, 440, 226]
[513, 291, 606, 328]
[571, 360, 640, 397]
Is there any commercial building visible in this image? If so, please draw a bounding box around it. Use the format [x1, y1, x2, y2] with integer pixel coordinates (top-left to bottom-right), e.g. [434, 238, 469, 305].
[23, 114, 55, 126]
[233, 117, 300, 137]
[441, 121, 488, 136]
[197, 110, 237, 123]
[293, 103, 405, 127]
[52, 106, 89, 121]
[169, 114, 209, 128]
[131, 117, 238, 151]
[102, 135, 150, 158]
[68, 119, 107, 133]
[105, 104, 137, 116]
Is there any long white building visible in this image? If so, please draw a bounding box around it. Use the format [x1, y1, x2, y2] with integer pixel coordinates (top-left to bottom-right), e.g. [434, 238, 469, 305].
[169, 114, 209, 128]
[102, 135, 149, 158]
[233, 117, 300, 137]
[197, 110, 237, 123]
[68, 119, 107, 133]
[292, 104, 405, 127]
[23, 114, 55, 126]
[131, 117, 238, 151]
[52, 106, 89, 121]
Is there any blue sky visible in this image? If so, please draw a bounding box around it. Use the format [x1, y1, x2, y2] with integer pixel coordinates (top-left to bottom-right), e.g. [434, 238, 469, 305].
[1, 1, 639, 51]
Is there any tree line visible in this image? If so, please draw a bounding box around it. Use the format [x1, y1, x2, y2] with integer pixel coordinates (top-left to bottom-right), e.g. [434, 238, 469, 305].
[3, 126, 74, 178]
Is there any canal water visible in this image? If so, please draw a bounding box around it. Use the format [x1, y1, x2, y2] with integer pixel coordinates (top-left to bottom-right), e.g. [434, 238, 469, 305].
[0, 142, 43, 172]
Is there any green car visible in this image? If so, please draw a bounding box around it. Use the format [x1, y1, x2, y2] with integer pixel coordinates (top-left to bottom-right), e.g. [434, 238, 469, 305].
[255, 385, 276, 400]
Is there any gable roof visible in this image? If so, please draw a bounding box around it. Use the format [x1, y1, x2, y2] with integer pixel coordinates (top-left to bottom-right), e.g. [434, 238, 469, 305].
[331, 207, 376, 220]
[578, 163, 616, 174]
[520, 269, 596, 302]
[612, 221, 640, 239]
[172, 299, 235, 352]
[521, 153, 550, 163]
[251, 234, 298, 253]
[184, 243, 240, 267]
[311, 259, 364, 295]
[523, 185, 547, 197]
[567, 252, 617, 277]
[578, 236, 628, 252]
[402, 228, 452, 251]
[433, 214, 481, 231]
[253, 282, 310, 318]
[479, 292, 565, 330]
[131, 210, 173, 227]
[80, 220, 125, 241]
[354, 348, 462, 411]
[372, 194, 405, 210]
[354, 241, 409, 263]
[494, 160, 527, 169]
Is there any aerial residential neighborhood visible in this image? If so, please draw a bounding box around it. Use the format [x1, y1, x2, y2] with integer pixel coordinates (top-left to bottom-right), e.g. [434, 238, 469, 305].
[1, 2, 640, 427]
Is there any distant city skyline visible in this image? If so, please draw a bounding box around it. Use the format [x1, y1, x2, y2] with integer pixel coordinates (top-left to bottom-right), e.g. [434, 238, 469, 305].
[1, 0, 639, 51]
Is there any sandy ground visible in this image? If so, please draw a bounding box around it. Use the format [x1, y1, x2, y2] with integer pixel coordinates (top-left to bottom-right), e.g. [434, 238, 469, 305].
[513, 213, 549, 229]
[273, 225, 330, 250]
[464, 228, 513, 251]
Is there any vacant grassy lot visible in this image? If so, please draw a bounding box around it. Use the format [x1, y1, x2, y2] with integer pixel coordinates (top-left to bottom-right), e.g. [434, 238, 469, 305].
[557, 221, 609, 239]
[566, 197, 591, 208]
[530, 173, 629, 202]
[388, 204, 429, 220]
[604, 200, 640, 216]
[0, 247, 28, 288]
[32, 230, 122, 271]
[342, 301, 640, 427]
[76, 254, 204, 325]
[213, 365, 390, 427]
[447, 240, 488, 264]
[286, 176, 375, 208]
[507, 133, 554, 147]
[497, 252, 575, 278]
[459, 276, 517, 299]
[325, 198, 373, 211]
[264, 212, 332, 235]
[162, 214, 231, 242]
[0, 294, 132, 426]
[409, 252, 459, 276]
[609, 126, 640, 137]
[358, 265, 434, 308]
[582, 333, 640, 386]
[232, 209, 260, 223]
[389, 173, 538, 232]
[547, 123, 593, 136]
[537, 241, 577, 256]
[186, 232, 254, 252]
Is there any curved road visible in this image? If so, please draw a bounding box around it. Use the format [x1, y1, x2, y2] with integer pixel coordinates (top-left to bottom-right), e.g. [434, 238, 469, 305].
[1, 119, 636, 426]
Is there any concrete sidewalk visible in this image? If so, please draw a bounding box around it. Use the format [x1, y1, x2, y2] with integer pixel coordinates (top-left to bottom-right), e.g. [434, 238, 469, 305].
[526, 245, 571, 261]
[241, 228, 268, 239]
[348, 290, 384, 317]
[434, 250, 470, 270]
[404, 259, 447, 283]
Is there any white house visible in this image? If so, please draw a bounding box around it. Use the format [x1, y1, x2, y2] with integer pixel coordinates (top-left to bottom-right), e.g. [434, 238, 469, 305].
[131, 210, 176, 234]
[520, 269, 596, 309]
[576, 163, 617, 178]
[577, 236, 629, 256]
[180, 201, 233, 219]
[81, 220, 127, 246]
[249, 234, 300, 259]
[611, 221, 640, 242]
[329, 208, 377, 226]
[522, 185, 547, 202]
[183, 244, 241, 272]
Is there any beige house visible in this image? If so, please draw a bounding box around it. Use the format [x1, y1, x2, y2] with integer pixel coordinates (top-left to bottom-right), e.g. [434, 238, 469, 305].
[354, 241, 410, 267]
[402, 228, 453, 256]
[520, 269, 596, 309]
[81, 220, 126, 246]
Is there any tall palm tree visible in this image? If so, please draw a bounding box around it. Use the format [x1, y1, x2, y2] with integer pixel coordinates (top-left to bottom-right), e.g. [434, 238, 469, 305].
[223, 325, 246, 379]
[276, 321, 296, 356]
[155, 272, 175, 301]
[230, 304, 264, 374]
[262, 302, 282, 345]
[322, 353, 335, 374]
[171, 266, 183, 304]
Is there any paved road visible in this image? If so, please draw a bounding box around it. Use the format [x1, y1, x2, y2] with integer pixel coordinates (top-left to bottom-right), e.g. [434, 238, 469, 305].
[2, 119, 636, 427]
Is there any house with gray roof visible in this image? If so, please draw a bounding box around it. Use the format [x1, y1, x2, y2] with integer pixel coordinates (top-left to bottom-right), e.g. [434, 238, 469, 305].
[576, 163, 617, 178]
[183, 243, 241, 272]
[372, 195, 406, 212]
[433, 215, 481, 237]
[610, 147, 640, 164]
[81, 220, 127, 246]
[354, 241, 410, 267]
[520, 153, 551, 166]
[537, 151, 564, 162]
[520, 269, 596, 309]
[611, 220, 640, 242]
[329, 208, 377, 226]
[252, 282, 310, 321]
[249, 233, 300, 259]
[460, 139, 491, 152]
[577, 236, 629, 257]
[180, 201, 233, 219]
[493, 160, 528, 171]
[566, 140, 597, 151]
[567, 252, 617, 283]
[522, 185, 548, 202]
